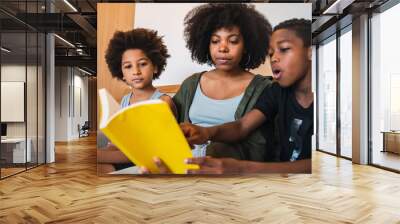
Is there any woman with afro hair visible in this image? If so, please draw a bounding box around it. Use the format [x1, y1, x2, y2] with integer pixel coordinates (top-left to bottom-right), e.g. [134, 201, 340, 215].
[172, 3, 274, 161]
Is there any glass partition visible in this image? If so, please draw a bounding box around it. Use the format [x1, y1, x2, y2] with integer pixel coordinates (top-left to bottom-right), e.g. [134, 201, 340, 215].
[1, 30, 28, 177]
[0, 1, 46, 179]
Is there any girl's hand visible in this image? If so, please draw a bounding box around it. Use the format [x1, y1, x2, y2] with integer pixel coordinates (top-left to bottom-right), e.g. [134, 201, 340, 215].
[138, 157, 172, 174]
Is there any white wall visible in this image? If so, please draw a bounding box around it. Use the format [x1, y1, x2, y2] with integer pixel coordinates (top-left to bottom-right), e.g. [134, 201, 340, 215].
[74, 73, 89, 123]
[1, 64, 26, 81]
[1, 82, 25, 122]
[72, 73, 89, 138]
[55, 66, 69, 141]
[134, 3, 211, 86]
[134, 3, 311, 86]
[54, 67, 89, 141]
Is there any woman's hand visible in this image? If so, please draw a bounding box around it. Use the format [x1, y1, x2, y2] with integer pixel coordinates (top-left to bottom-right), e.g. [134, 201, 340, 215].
[180, 122, 211, 145]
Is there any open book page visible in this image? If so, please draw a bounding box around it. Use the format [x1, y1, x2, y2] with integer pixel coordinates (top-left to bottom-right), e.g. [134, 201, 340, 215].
[109, 166, 139, 175]
[99, 88, 121, 129]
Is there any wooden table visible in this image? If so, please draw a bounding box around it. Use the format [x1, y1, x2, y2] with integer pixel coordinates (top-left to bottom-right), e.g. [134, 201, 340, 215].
[381, 131, 400, 154]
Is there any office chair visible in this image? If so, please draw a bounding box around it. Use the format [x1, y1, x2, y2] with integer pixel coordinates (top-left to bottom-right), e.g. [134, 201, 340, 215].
[79, 121, 90, 138]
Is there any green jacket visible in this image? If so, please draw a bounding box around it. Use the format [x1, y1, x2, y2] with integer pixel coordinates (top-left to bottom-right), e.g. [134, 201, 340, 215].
[172, 72, 272, 161]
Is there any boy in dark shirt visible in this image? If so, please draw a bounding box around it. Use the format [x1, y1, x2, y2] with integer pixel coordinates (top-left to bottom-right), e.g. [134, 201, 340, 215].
[141, 19, 313, 174]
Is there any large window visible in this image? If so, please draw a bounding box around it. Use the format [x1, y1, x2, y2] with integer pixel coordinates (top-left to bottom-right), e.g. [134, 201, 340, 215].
[317, 35, 337, 154]
[339, 27, 352, 158]
[370, 2, 400, 171]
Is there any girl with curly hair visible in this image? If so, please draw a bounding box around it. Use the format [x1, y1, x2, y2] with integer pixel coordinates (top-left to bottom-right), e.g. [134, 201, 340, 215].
[98, 28, 176, 173]
[105, 28, 176, 114]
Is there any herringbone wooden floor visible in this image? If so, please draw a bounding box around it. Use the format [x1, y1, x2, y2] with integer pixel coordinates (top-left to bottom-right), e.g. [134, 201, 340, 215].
[1, 135, 399, 223]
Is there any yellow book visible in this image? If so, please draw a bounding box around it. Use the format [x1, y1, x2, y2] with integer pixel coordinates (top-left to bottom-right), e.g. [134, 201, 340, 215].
[98, 88, 198, 174]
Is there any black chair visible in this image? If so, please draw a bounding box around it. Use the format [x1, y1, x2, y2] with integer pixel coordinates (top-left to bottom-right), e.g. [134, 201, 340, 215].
[79, 121, 90, 138]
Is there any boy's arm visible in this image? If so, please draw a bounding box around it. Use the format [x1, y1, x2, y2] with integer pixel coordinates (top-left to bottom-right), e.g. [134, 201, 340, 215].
[181, 83, 276, 145]
[185, 157, 311, 174]
[180, 109, 266, 145]
[209, 109, 267, 142]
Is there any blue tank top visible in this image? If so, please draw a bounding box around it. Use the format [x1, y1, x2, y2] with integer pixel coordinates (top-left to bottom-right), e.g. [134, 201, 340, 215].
[188, 84, 244, 157]
[120, 89, 165, 109]
[189, 84, 244, 127]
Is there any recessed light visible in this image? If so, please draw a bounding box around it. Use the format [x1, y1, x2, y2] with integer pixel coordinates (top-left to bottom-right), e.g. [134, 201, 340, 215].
[77, 67, 93, 76]
[1, 47, 11, 53]
[63, 0, 78, 12]
[54, 34, 75, 48]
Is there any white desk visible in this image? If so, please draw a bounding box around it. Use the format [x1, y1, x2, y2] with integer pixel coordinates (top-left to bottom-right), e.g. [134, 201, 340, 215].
[1, 138, 31, 163]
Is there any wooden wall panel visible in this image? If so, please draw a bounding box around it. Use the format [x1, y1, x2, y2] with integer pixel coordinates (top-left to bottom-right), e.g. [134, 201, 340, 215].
[97, 3, 135, 128]
[156, 84, 180, 94]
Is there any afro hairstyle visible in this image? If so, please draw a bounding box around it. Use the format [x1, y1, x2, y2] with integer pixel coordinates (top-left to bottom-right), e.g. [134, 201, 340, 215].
[273, 18, 311, 48]
[105, 28, 170, 80]
[183, 3, 272, 70]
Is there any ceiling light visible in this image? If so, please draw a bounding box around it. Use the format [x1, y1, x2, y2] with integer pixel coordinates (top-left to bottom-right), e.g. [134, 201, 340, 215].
[63, 0, 78, 12]
[1, 47, 11, 53]
[323, 0, 355, 15]
[77, 67, 93, 76]
[54, 34, 75, 48]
